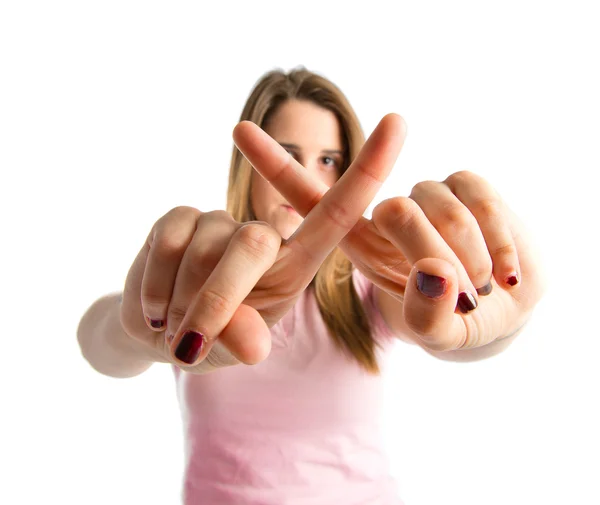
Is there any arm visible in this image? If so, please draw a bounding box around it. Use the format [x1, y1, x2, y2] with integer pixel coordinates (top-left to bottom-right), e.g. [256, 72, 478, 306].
[374, 286, 528, 362]
[77, 293, 166, 378]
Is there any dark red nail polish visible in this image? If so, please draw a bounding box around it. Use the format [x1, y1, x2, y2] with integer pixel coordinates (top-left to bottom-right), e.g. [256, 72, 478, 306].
[457, 291, 478, 313]
[150, 318, 164, 329]
[476, 281, 493, 296]
[175, 331, 205, 364]
[506, 275, 519, 286]
[417, 271, 447, 298]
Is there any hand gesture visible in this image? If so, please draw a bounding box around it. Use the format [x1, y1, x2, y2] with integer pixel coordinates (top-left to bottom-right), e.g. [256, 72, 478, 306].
[235, 115, 546, 352]
[119, 114, 406, 372]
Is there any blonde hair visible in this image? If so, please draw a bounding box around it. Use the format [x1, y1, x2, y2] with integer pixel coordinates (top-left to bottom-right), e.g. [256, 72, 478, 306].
[227, 67, 384, 375]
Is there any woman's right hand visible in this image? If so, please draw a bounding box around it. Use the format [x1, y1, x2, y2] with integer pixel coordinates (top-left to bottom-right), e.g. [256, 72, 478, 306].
[120, 208, 284, 374]
[120, 114, 405, 374]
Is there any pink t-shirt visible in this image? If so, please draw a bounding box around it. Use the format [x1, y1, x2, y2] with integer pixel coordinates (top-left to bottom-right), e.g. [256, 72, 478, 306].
[171, 268, 405, 505]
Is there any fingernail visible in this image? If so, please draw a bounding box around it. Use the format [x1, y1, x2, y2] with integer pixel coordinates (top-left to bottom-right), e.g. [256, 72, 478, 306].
[506, 274, 519, 286]
[416, 271, 447, 298]
[476, 281, 493, 296]
[146, 316, 165, 329]
[175, 331, 205, 364]
[457, 291, 478, 313]
[166, 332, 174, 345]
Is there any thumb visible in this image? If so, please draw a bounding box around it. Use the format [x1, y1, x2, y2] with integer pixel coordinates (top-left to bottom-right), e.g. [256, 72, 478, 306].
[404, 258, 466, 351]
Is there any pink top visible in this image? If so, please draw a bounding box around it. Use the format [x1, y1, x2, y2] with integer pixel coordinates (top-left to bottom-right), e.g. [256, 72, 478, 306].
[172, 269, 405, 505]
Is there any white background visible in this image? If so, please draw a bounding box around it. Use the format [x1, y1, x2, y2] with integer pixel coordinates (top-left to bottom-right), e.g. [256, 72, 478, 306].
[1, 1, 598, 504]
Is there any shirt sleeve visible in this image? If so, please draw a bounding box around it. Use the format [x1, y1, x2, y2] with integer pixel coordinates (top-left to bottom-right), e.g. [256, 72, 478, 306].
[351, 268, 397, 344]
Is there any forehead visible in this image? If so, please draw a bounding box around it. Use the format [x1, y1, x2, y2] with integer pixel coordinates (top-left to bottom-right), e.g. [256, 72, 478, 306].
[263, 99, 343, 149]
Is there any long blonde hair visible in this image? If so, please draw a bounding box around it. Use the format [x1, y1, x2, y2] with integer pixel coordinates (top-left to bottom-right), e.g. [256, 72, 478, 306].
[227, 67, 384, 375]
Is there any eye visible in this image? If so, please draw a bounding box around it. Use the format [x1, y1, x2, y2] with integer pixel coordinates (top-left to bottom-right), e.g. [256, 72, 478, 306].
[321, 156, 337, 167]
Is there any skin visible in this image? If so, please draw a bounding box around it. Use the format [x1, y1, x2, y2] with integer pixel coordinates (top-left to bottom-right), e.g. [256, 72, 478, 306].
[119, 113, 404, 373]
[235, 115, 546, 360]
[114, 104, 543, 375]
[251, 99, 343, 240]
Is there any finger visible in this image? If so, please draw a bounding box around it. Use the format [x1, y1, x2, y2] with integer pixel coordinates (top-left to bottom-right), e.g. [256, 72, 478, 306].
[502, 204, 548, 309]
[233, 113, 407, 268]
[182, 304, 272, 374]
[409, 179, 494, 295]
[121, 240, 159, 345]
[209, 304, 272, 367]
[169, 223, 281, 367]
[372, 196, 479, 314]
[140, 207, 200, 331]
[164, 211, 239, 342]
[444, 171, 522, 290]
[402, 258, 469, 351]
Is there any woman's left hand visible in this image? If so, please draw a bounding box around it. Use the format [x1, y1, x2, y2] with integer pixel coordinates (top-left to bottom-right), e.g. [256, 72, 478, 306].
[234, 115, 546, 352]
[352, 170, 547, 351]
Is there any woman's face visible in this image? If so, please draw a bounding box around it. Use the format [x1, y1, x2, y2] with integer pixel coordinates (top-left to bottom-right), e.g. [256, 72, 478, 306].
[250, 99, 344, 240]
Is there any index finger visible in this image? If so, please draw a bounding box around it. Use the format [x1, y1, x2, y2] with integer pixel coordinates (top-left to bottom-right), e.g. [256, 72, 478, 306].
[233, 113, 407, 266]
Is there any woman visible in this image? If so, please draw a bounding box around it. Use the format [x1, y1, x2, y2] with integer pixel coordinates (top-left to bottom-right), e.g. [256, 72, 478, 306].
[77, 67, 545, 504]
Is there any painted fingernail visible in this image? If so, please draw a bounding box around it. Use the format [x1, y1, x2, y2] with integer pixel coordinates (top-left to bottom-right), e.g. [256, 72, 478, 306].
[416, 271, 447, 298]
[457, 291, 478, 313]
[146, 317, 165, 329]
[166, 332, 174, 345]
[175, 331, 205, 364]
[506, 274, 519, 286]
[476, 281, 493, 296]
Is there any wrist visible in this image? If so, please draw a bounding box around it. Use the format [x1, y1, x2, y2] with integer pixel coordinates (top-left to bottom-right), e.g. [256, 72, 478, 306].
[78, 293, 162, 378]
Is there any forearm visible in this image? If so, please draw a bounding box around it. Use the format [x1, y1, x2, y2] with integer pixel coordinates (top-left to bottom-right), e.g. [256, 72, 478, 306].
[77, 293, 161, 378]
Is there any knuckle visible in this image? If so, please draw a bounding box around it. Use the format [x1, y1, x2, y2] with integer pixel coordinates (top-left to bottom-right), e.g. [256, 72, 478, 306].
[171, 205, 202, 218]
[322, 197, 355, 230]
[392, 195, 418, 214]
[142, 292, 169, 309]
[442, 204, 474, 230]
[167, 303, 188, 322]
[201, 209, 232, 222]
[152, 233, 191, 258]
[351, 157, 384, 184]
[197, 288, 233, 317]
[271, 152, 295, 186]
[410, 180, 438, 198]
[472, 198, 502, 221]
[377, 197, 421, 233]
[160, 206, 201, 224]
[236, 223, 281, 258]
[184, 244, 214, 276]
[445, 170, 477, 185]
[183, 257, 215, 283]
[491, 241, 517, 257]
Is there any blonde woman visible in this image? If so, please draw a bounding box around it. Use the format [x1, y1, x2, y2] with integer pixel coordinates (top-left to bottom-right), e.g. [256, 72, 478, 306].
[78, 68, 545, 504]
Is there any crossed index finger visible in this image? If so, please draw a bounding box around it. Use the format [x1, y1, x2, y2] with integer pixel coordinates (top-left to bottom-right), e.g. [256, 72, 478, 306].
[232, 113, 407, 268]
